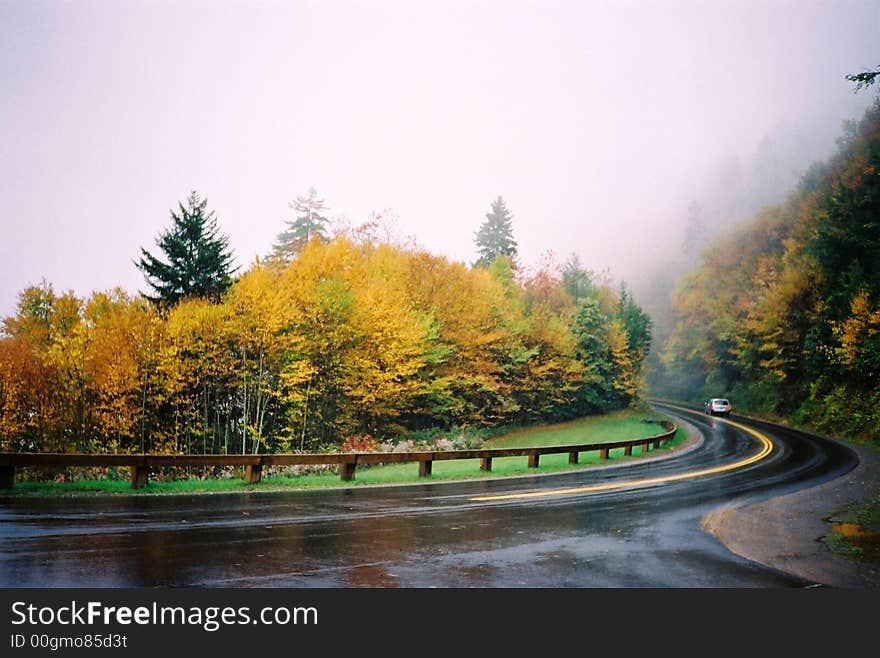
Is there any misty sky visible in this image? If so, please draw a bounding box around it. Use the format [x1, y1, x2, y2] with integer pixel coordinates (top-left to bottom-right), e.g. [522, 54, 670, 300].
[1, 0, 878, 319]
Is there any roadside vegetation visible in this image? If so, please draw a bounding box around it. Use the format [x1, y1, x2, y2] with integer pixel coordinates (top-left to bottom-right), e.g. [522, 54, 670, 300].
[652, 98, 880, 447]
[0, 194, 652, 465]
[825, 491, 880, 565]
[3, 409, 686, 495]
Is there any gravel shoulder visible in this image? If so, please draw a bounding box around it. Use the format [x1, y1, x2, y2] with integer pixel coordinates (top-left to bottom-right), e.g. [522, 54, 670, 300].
[701, 435, 880, 588]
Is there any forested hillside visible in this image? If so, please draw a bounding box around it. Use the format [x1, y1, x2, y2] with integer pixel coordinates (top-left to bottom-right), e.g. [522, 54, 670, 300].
[0, 237, 651, 455]
[658, 99, 880, 443]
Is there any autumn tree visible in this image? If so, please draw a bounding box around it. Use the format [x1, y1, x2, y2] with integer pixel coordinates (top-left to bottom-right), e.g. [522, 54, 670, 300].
[136, 191, 237, 307]
[474, 196, 518, 267]
[401, 250, 521, 428]
[82, 290, 152, 452]
[47, 292, 95, 452]
[224, 265, 288, 453]
[4, 237, 654, 454]
[0, 283, 59, 451]
[511, 259, 587, 423]
[0, 338, 47, 451]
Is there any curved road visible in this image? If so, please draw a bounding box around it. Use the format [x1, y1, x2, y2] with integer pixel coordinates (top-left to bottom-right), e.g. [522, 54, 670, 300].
[0, 404, 860, 587]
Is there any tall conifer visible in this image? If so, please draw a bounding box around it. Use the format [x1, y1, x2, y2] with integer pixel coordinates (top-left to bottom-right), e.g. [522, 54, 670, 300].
[271, 187, 330, 262]
[474, 196, 518, 267]
[136, 191, 236, 307]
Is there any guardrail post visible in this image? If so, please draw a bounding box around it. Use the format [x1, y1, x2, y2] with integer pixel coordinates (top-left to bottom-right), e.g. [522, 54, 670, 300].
[130, 465, 148, 489]
[418, 460, 433, 477]
[0, 465, 14, 489]
[246, 464, 262, 484]
[528, 454, 540, 468]
[599, 447, 610, 460]
[340, 461, 356, 481]
[568, 451, 579, 464]
[480, 457, 492, 471]
[642, 441, 651, 454]
[624, 445, 633, 456]
[653, 438, 662, 449]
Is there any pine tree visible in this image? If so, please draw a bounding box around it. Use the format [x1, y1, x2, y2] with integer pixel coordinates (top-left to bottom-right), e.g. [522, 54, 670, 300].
[561, 253, 594, 300]
[136, 191, 237, 307]
[474, 196, 518, 267]
[846, 65, 880, 93]
[271, 187, 330, 262]
[616, 283, 653, 365]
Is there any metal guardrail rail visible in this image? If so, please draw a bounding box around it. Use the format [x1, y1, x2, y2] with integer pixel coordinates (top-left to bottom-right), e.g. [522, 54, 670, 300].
[0, 421, 676, 489]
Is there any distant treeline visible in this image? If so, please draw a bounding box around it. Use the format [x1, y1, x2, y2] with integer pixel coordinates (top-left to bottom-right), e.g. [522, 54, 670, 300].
[0, 240, 651, 454]
[658, 99, 880, 443]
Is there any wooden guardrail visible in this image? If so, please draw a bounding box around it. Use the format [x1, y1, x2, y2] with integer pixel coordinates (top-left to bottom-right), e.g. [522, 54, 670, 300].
[0, 421, 676, 490]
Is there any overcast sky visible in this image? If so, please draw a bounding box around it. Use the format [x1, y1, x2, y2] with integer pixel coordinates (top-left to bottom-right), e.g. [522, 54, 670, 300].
[1, 0, 878, 318]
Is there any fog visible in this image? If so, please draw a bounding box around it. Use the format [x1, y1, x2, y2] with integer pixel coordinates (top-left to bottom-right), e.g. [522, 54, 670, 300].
[1, 0, 878, 318]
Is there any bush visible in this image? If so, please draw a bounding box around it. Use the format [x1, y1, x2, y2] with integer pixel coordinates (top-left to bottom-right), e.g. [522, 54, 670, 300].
[339, 434, 382, 453]
[800, 385, 880, 444]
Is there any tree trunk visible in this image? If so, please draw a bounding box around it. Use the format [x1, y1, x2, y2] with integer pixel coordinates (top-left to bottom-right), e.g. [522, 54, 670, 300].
[300, 376, 312, 451]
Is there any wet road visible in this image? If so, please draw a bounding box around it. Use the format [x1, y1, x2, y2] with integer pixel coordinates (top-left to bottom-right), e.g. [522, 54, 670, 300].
[0, 404, 859, 587]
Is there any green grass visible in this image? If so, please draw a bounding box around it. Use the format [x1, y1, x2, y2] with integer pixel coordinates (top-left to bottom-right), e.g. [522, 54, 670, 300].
[3, 410, 686, 496]
[483, 412, 668, 448]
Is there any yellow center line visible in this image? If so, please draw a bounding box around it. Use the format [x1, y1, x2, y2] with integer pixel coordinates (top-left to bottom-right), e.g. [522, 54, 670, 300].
[469, 406, 774, 502]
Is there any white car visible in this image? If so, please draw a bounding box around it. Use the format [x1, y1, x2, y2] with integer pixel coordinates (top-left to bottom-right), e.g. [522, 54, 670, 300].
[704, 398, 732, 417]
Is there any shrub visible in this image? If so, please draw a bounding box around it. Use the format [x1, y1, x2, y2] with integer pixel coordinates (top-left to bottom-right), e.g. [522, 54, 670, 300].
[340, 434, 382, 453]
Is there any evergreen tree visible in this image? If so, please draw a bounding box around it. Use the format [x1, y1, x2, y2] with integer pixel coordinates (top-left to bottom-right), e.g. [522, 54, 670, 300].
[570, 298, 613, 412]
[616, 283, 653, 365]
[271, 187, 330, 262]
[474, 196, 518, 267]
[136, 191, 236, 307]
[561, 253, 594, 300]
[846, 65, 880, 93]
[681, 201, 707, 259]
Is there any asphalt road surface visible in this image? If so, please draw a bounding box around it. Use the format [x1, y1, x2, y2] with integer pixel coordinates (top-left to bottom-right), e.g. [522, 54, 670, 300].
[0, 403, 860, 587]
